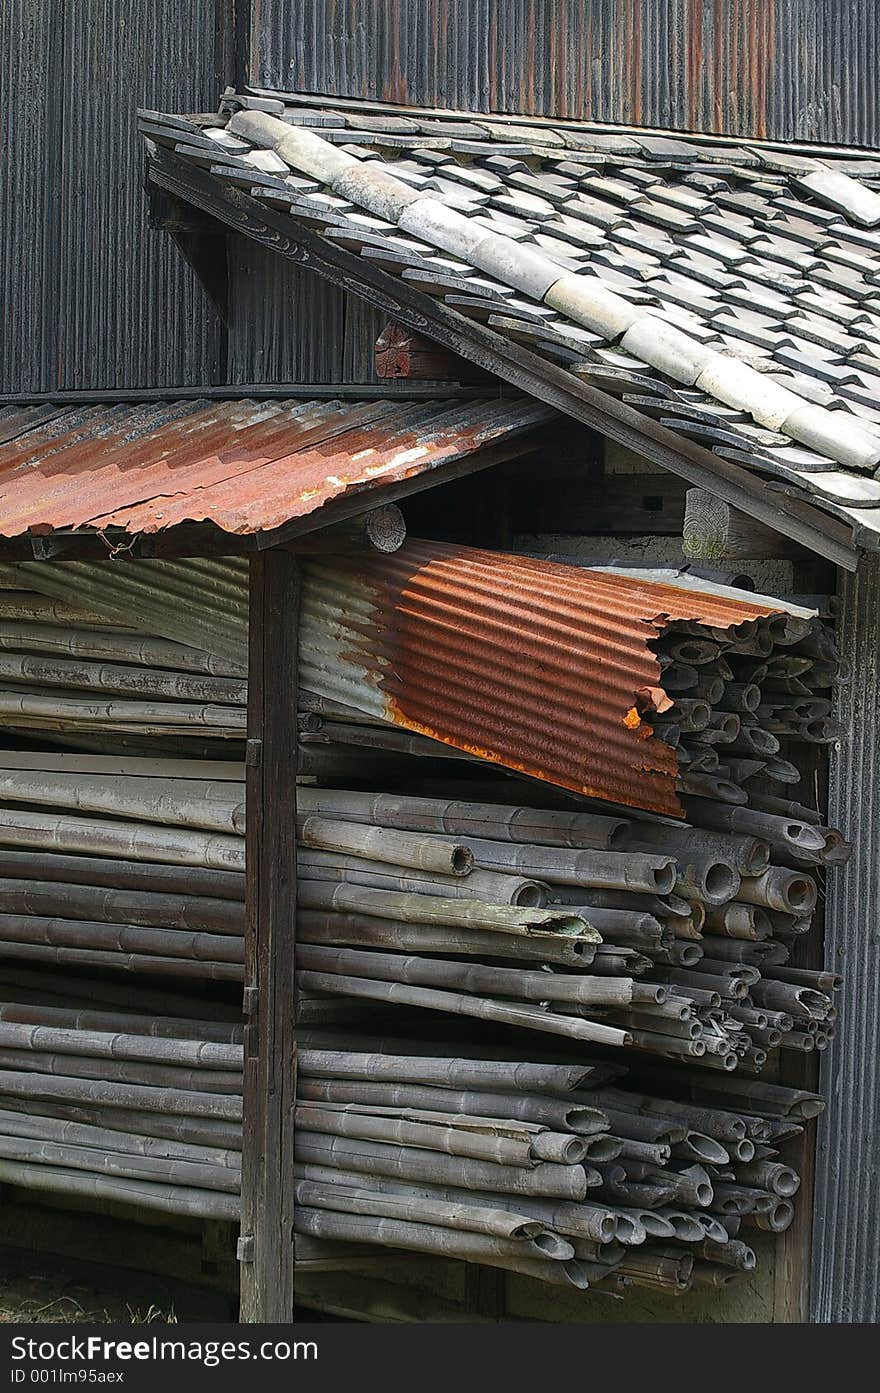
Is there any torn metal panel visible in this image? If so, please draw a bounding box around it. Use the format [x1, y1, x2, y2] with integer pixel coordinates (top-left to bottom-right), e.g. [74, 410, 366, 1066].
[2, 542, 787, 815]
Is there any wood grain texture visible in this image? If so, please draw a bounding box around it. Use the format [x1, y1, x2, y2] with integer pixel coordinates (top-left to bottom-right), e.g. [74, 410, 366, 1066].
[239, 550, 299, 1322]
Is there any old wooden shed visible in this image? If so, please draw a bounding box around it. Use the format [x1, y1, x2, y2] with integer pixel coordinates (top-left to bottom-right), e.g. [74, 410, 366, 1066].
[1, 2, 879, 1327]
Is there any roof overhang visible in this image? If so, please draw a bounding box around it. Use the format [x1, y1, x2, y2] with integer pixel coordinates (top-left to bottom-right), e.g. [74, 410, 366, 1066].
[0, 395, 557, 561]
[145, 147, 862, 571]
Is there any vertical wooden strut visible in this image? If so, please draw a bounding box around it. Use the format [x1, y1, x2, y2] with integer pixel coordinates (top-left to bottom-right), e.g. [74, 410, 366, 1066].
[239, 550, 300, 1323]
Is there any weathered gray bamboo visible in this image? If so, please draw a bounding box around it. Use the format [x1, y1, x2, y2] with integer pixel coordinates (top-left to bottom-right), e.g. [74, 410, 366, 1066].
[0, 879, 244, 933]
[297, 910, 596, 966]
[0, 808, 244, 870]
[296, 943, 646, 1009]
[296, 971, 631, 1046]
[300, 818, 473, 876]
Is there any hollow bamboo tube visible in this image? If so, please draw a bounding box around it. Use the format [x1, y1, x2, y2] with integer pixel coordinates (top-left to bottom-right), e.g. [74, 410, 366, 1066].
[0, 879, 244, 934]
[296, 881, 595, 939]
[292, 1163, 618, 1244]
[0, 1002, 243, 1045]
[0, 807, 244, 870]
[763, 965, 842, 992]
[295, 789, 626, 850]
[294, 1207, 587, 1286]
[0, 652, 247, 706]
[295, 1132, 588, 1201]
[626, 1030, 706, 1058]
[296, 943, 635, 1009]
[0, 939, 244, 981]
[750, 981, 827, 1018]
[292, 1179, 556, 1247]
[0, 1069, 242, 1119]
[554, 906, 663, 945]
[297, 850, 544, 907]
[703, 902, 770, 941]
[438, 838, 676, 895]
[0, 619, 246, 676]
[296, 1079, 608, 1136]
[652, 1209, 704, 1242]
[0, 1130, 239, 1193]
[680, 799, 826, 855]
[0, 849, 245, 900]
[587, 1089, 747, 1144]
[0, 592, 128, 627]
[615, 1248, 693, 1290]
[736, 868, 817, 915]
[0, 1022, 241, 1069]
[0, 1097, 241, 1151]
[734, 1160, 799, 1197]
[0, 911, 244, 964]
[672, 854, 740, 905]
[296, 1051, 595, 1096]
[696, 1238, 756, 1272]
[297, 911, 595, 967]
[0, 1157, 239, 1220]
[300, 818, 473, 877]
[0, 1108, 240, 1171]
[0, 1047, 242, 1095]
[0, 770, 244, 835]
[296, 971, 631, 1046]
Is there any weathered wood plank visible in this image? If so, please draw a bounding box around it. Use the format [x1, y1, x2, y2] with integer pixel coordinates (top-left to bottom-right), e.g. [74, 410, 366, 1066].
[239, 550, 299, 1323]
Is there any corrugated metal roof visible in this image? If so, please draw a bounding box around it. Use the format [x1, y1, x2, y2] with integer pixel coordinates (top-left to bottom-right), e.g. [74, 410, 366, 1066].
[0, 397, 553, 540]
[141, 94, 880, 558]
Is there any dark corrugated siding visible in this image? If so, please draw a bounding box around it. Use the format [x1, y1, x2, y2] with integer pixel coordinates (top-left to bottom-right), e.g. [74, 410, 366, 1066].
[254, 0, 880, 147]
[224, 232, 429, 387]
[1, 0, 223, 392]
[813, 556, 880, 1324]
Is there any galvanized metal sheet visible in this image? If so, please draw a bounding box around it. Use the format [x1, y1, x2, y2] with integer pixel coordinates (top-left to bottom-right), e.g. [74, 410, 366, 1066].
[813, 554, 880, 1323]
[256, 1, 880, 147]
[0, 397, 552, 539]
[0, 0, 222, 393]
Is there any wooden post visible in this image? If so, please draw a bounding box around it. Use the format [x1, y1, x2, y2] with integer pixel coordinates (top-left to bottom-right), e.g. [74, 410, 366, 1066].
[683, 488, 807, 561]
[238, 550, 300, 1323]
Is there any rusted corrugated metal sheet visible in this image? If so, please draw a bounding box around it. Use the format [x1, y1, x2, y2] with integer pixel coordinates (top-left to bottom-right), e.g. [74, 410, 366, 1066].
[303, 540, 784, 814]
[0, 540, 783, 814]
[256, 0, 880, 147]
[0, 0, 222, 393]
[0, 398, 553, 540]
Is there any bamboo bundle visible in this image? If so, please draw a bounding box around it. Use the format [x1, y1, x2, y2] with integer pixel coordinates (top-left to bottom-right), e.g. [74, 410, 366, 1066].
[0, 562, 849, 1307]
[0, 1009, 820, 1291]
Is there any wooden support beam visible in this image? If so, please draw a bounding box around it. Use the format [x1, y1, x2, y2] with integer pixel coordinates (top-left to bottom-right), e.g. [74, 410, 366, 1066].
[239, 550, 300, 1323]
[287, 504, 406, 555]
[375, 321, 487, 382]
[683, 488, 809, 561]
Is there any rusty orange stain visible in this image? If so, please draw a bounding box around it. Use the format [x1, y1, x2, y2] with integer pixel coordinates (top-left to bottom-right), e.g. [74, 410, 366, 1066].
[326, 540, 786, 817]
[0, 398, 554, 540]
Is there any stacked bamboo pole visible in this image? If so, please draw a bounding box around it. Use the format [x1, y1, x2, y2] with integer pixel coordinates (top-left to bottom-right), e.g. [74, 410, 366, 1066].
[0, 566, 849, 1303]
[0, 1004, 820, 1292]
[0, 755, 844, 1063]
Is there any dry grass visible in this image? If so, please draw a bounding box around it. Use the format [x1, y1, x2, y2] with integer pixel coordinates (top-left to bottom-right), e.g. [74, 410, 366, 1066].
[0, 1273, 177, 1325]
